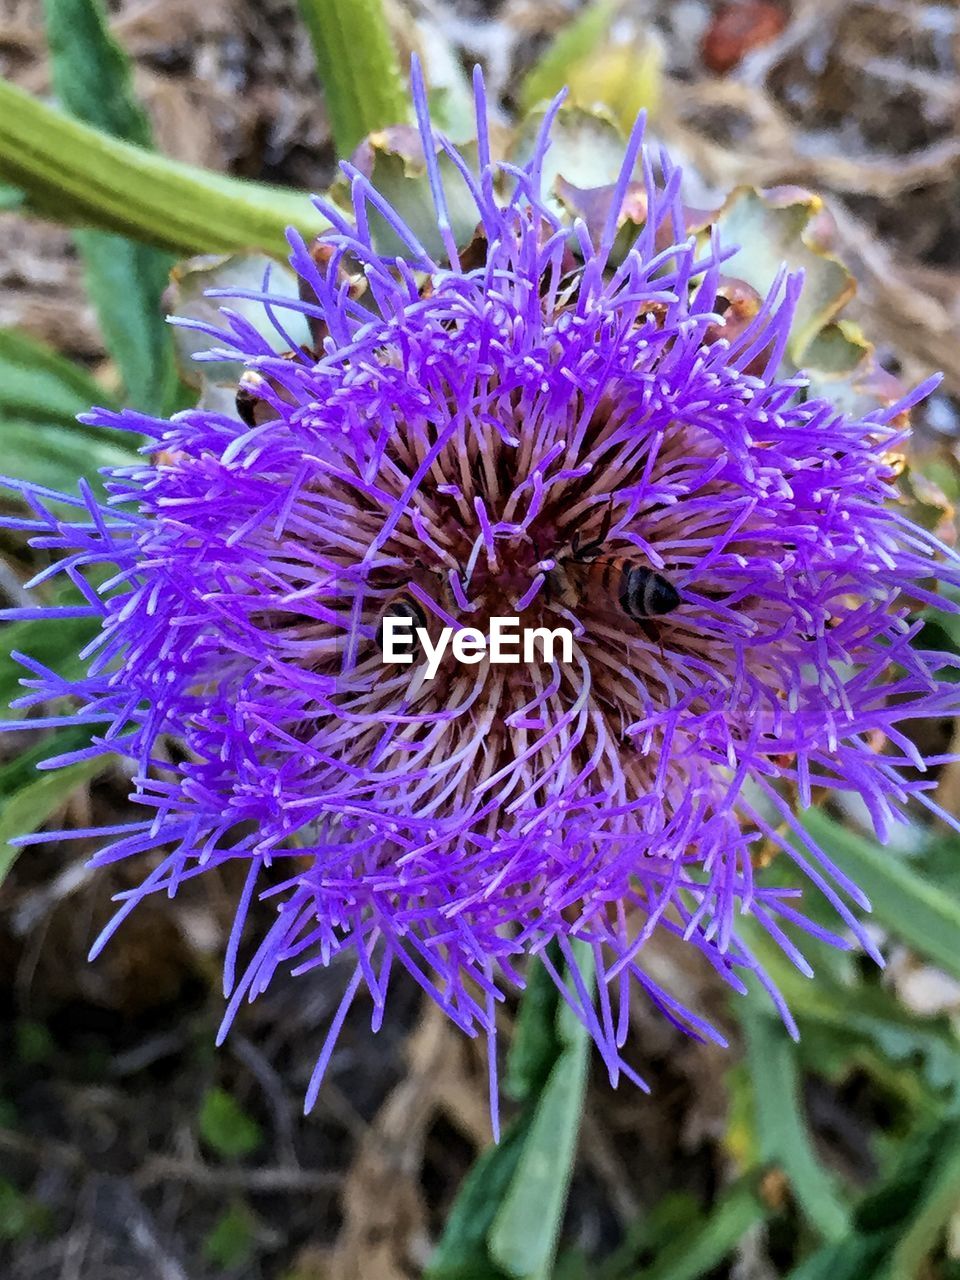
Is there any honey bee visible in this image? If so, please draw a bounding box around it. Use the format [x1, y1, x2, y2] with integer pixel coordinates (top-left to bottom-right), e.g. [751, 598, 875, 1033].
[575, 555, 680, 620]
[235, 349, 315, 428]
[376, 590, 428, 658]
[236, 370, 271, 429]
[563, 506, 681, 621]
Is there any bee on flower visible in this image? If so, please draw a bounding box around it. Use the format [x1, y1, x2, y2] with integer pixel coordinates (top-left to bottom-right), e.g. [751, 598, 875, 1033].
[4, 59, 960, 1129]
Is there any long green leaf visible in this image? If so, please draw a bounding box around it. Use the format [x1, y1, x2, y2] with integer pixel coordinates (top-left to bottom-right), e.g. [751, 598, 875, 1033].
[44, 0, 153, 146]
[504, 943, 564, 1102]
[428, 949, 592, 1280]
[885, 1134, 960, 1278]
[803, 808, 960, 983]
[0, 327, 118, 423]
[788, 1122, 960, 1280]
[297, 0, 409, 158]
[74, 232, 183, 413]
[740, 1003, 851, 1241]
[0, 754, 110, 886]
[0, 615, 101, 724]
[0, 375, 132, 501]
[42, 0, 182, 414]
[425, 1121, 527, 1280]
[487, 1039, 590, 1279]
[0, 328, 135, 499]
[737, 918, 960, 1115]
[516, 1, 662, 136]
[1, 419, 139, 500]
[0, 724, 93, 790]
[488, 947, 593, 1280]
[519, 1, 618, 113]
[0, 79, 326, 257]
[426, 953, 563, 1280]
[635, 1175, 770, 1280]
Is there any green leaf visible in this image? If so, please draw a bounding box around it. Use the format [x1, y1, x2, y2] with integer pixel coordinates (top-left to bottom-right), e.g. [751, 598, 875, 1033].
[803, 808, 960, 984]
[504, 946, 564, 1102]
[198, 1087, 263, 1160]
[908, 832, 960, 902]
[739, 1002, 851, 1241]
[713, 187, 855, 363]
[167, 253, 312, 415]
[736, 917, 960, 1114]
[0, 326, 118, 423]
[0, 754, 110, 887]
[487, 1042, 590, 1278]
[0, 616, 100, 724]
[595, 1193, 701, 1280]
[42, 0, 182, 414]
[0, 327, 136, 499]
[635, 1175, 771, 1280]
[787, 1122, 960, 1280]
[885, 1132, 960, 1279]
[511, 104, 631, 200]
[75, 231, 181, 415]
[429, 947, 592, 1280]
[43, 0, 153, 147]
[297, 0, 409, 158]
[334, 129, 480, 263]
[518, 1, 663, 135]
[519, 1, 619, 113]
[2, 419, 139, 500]
[203, 1201, 258, 1271]
[0, 724, 100, 794]
[0, 78, 327, 257]
[921, 598, 960, 661]
[426, 1120, 529, 1280]
[488, 945, 593, 1280]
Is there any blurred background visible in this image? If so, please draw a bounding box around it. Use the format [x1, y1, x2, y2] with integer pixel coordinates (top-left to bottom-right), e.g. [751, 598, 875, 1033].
[2, 0, 960, 1277]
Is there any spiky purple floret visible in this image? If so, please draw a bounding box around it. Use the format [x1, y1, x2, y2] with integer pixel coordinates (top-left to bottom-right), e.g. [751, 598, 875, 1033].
[4, 61, 960, 1122]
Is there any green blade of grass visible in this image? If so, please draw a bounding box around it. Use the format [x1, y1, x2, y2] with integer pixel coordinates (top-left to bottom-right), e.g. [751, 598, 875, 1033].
[1, 419, 140, 500]
[0, 327, 118, 422]
[0, 617, 101, 723]
[488, 946, 594, 1280]
[739, 1002, 851, 1241]
[787, 1122, 960, 1280]
[803, 808, 960, 983]
[635, 1175, 771, 1280]
[428, 947, 592, 1280]
[0, 754, 111, 887]
[0, 327, 135, 500]
[885, 1133, 960, 1279]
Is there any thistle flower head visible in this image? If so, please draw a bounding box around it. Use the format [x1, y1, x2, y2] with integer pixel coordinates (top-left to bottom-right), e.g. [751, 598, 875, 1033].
[5, 63, 960, 1119]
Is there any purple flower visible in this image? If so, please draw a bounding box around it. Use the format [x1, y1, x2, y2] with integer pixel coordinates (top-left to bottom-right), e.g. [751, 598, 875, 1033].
[5, 63, 960, 1123]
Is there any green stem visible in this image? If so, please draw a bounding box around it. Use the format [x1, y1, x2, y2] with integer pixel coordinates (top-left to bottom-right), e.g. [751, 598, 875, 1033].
[0, 78, 326, 257]
[297, 0, 409, 159]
